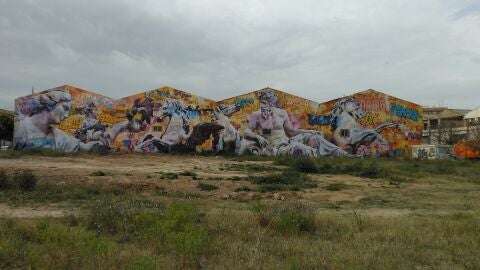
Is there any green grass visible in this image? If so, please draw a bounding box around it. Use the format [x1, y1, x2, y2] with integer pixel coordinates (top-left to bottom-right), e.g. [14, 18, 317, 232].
[250, 170, 317, 192]
[1, 155, 480, 269]
[197, 183, 219, 191]
[323, 183, 351, 191]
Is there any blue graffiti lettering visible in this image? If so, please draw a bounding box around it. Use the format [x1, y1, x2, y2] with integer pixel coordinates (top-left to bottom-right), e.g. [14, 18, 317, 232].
[234, 97, 254, 109]
[390, 104, 419, 121]
[307, 114, 334, 126]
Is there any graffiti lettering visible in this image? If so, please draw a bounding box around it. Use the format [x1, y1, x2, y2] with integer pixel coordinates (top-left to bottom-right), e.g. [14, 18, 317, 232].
[58, 117, 82, 131]
[407, 131, 422, 141]
[359, 97, 386, 112]
[390, 104, 419, 121]
[234, 97, 254, 109]
[286, 97, 308, 106]
[98, 113, 123, 124]
[307, 114, 334, 126]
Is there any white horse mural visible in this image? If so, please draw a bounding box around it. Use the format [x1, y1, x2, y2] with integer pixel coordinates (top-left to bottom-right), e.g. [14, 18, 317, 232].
[329, 97, 410, 155]
[135, 99, 223, 152]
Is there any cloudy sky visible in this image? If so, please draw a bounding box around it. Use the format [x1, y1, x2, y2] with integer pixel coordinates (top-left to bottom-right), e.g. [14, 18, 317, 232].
[1, 0, 479, 110]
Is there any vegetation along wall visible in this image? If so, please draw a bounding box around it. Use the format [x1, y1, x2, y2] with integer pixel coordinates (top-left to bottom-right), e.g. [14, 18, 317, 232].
[13, 86, 422, 157]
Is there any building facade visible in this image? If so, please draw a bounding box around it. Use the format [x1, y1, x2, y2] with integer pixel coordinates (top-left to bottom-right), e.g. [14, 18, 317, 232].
[13, 85, 423, 158]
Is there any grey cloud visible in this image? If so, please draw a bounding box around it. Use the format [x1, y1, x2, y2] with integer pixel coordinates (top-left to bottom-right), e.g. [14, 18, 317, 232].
[0, 0, 479, 110]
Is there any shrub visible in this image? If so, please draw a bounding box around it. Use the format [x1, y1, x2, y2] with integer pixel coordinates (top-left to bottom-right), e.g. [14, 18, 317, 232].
[250, 170, 316, 192]
[357, 162, 382, 178]
[12, 171, 37, 192]
[180, 171, 197, 177]
[292, 157, 318, 173]
[157, 172, 178, 179]
[273, 203, 317, 234]
[160, 202, 209, 267]
[250, 200, 271, 227]
[90, 170, 106, 176]
[317, 162, 336, 174]
[87, 199, 134, 239]
[324, 183, 350, 191]
[234, 186, 251, 192]
[0, 170, 9, 190]
[197, 183, 218, 191]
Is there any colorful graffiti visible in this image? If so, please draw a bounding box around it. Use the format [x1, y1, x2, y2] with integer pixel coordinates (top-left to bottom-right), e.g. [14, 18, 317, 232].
[311, 90, 423, 157]
[14, 86, 422, 157]
[14, 85, 118, 152]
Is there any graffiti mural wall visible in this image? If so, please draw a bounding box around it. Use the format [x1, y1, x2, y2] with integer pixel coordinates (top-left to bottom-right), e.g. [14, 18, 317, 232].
[14, 86, 422, 157]
[108, 86, 220, 153]
[216, 88, 351, 157]
[310, 90, 423, 157]
[14, 85, 117, 152]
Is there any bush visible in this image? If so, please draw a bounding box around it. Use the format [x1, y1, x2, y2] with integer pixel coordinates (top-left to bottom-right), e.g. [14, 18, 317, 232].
[324, 183, 350, 191]
[250, 200, 271, 227]
[197, 183, 218, 191]
[0, 170, 9, 190]
[293, 157, 318, 173]
[87, 199, 134, 239]
[180, 171, 197, 177]
[273, 203, 317, 234]
[317, 162, 336, 174]
[90, 170, 106, 176]
[250, 170, 317, 192]
[160, 202, 209, 267]
[12, 171, 37, 192]
[157, 172, 178, 179]
[234, 186, 251, 192]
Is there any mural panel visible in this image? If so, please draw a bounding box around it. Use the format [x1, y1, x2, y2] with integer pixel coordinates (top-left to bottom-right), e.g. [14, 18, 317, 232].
[216, 88, 351, 157]
[14, 85, 117, 152]
[108, 86, 220, 153]
[310, 90, 423, 157]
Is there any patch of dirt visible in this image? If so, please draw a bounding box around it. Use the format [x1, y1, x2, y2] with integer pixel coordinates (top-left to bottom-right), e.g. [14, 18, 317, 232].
[0, 203, 75, 218]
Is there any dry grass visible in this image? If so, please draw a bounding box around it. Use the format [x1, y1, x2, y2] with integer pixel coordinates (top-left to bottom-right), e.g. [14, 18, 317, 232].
[0, 153, 479, 269]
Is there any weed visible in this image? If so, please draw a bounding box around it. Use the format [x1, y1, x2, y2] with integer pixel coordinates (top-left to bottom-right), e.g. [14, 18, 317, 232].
[273, 203, 317, 234]
[0, 170, 9, 190]
[324, 183, 350, 191]
[180, 171, 197, 177]
[250, 200, 271, 227]
[12, 170, 37, 192]
[156, 191, 201, 199]
[87, 199, 134, 238]
[234, 186, 252, 192]
[293, 157, 318, 173]
[197, 183, 219, 191]
[156, 172, 178, 180]
[90, 170, 106, 176]
[250, 170, 316, 192]
[352, 209, 366, 232]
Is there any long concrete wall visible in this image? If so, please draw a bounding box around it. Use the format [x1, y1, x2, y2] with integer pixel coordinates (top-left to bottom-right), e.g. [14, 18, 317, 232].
[13, 85, 422, 157]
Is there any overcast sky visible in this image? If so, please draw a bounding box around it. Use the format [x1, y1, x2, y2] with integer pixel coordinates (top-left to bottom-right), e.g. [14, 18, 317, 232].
[1, 0, 479, 110]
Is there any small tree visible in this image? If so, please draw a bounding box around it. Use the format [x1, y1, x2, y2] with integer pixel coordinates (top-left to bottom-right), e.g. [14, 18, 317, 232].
[0, 114, 14, 144]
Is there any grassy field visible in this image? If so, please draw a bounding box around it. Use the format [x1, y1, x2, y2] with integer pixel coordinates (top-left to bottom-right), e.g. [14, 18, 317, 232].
[0, 151, 479, 269]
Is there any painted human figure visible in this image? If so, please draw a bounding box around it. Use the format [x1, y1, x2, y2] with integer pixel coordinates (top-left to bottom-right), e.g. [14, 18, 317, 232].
[240, 89, 350, 157]
[14, 89, 102, 152]
[74, 101, 108, 145]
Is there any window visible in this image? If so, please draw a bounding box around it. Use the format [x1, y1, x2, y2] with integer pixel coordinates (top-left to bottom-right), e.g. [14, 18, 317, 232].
[340, 129, 350, 137]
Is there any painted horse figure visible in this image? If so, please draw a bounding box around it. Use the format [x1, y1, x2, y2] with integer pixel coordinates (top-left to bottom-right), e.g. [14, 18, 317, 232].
[330, 97, 409, 155]
[135, 99, 222, 152]
[211, 103, 242, 153]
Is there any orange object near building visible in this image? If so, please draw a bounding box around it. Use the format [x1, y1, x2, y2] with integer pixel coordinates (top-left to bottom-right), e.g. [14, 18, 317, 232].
[454, 141, 480, 159]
